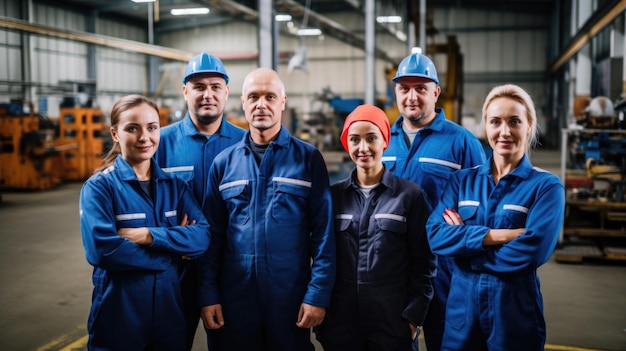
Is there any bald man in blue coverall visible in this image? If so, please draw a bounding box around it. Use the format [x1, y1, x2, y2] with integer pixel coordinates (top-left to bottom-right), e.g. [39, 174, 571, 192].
[198, 68, 336, 351]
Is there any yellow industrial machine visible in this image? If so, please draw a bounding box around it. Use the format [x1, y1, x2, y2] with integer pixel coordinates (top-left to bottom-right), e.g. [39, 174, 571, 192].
[0, 102, 63, 190]
[54, 106, 105, 180]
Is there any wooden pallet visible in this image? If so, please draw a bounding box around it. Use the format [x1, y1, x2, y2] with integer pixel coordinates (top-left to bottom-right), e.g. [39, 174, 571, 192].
[604, 246, 626, 261]
[554, 245, 603, 263]
[555, 245, 626, 263]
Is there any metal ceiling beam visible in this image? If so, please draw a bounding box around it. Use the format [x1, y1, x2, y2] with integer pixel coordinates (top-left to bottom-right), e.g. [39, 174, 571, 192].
[549, 0, 626, 73]
[275, 0, 396, 64]
[0, 15, 194, 61]
[338, 0, 408, 45]
[199, 0, 396, 64]
[199, 0, 258, 21]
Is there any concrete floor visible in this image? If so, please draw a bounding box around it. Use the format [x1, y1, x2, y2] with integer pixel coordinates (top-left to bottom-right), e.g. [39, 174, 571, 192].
[1, 150, 625, 351]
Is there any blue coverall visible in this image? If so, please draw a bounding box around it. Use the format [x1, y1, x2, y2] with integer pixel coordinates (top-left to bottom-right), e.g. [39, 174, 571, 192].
[79, 156, 210, 351]
[316, 167, 436, 351]
[156, 115, 245, 208]
[198, 127, 336, 351]
[155, 115, 245, 348]
[426, 155, 565, 351]
[382, 108, 486, 351]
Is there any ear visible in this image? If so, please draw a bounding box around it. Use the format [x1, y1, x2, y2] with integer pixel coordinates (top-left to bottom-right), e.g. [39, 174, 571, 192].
[110, 126, 119, 143]
[434, 85, 442, 98]
[182, 84, 189, 101]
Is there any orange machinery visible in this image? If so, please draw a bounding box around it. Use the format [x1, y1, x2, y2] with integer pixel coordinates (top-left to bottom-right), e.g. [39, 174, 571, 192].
[0, 103, 63, 190]
[54, 107, 105, 180]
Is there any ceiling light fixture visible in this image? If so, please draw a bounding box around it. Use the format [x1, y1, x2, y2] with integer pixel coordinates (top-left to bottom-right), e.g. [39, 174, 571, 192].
[275, 14, 292, 22]
[297, 28, 322, 36]
[171, 8, 210, 15]
[395, 30, 407, 42]
[131, 0, 155, 3]
[376, 16, 402, 24]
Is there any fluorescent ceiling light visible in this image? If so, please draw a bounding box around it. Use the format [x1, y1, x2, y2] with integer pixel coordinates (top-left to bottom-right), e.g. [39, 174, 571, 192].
[395, 30, 407, 42]
[131, 0, 155, 3]
[376, 16, 402, 23]
[171, 8, 210, 15]
[297, 28, 322, 36]
[275, 14, 292, 22]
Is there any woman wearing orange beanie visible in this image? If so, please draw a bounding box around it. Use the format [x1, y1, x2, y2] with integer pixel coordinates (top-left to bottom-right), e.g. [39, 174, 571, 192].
[315, 104, 436, 350]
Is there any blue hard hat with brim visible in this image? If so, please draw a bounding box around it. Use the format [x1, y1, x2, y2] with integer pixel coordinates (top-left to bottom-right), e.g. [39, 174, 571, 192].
[183, 52, 229, 84]
[392, 48, 439, 85]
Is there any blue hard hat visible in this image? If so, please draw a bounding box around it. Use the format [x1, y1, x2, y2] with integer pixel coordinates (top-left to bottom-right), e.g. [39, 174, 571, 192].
[393, 48, 439, 85]
[182, 52, 229, 84]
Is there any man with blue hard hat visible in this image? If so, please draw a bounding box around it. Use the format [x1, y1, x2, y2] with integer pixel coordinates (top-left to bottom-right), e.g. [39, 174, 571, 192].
[382, 48, 487, 351]
[155, 52, 245, 350]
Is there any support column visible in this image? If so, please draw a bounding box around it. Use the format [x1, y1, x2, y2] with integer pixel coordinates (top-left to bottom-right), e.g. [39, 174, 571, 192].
[572, 0, 593, 123]
[258, 0, 276, 69]
[364, 0, 374, 104]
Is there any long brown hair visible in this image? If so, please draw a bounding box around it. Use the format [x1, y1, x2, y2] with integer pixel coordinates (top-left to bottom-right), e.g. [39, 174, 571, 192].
[96, 94, 160, 172]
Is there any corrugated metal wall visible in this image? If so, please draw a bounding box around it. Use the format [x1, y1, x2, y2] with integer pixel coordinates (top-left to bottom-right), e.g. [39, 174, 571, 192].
[0, 0, 25, 99]
[97, 17, 149, 95]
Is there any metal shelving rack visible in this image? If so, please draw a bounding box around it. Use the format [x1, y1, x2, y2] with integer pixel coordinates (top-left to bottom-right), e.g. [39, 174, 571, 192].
[556, 128, 626, 262]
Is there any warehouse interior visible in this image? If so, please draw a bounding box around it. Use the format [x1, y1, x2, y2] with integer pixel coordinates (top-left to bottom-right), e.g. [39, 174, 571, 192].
[1, 0, 626, 350]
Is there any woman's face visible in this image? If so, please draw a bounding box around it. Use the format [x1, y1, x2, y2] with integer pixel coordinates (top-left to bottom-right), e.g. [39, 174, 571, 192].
[110, 103, 160, 167]
[484, 97, 531, 161]
[346, 121, 387, 171]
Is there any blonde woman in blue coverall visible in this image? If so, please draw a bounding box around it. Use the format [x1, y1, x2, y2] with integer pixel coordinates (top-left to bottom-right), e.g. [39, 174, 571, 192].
[155, 52, 245, 350]
[80, 94, 210, 351]
[426, 84, 565, 351]
[315, 104, 435, 351]
[198, 68, 336, 351]
[383, 49, 487, 351]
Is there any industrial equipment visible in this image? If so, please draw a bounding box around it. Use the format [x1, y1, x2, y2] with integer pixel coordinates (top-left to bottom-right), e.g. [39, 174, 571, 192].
[0, 101, 64, 190]
[585, 96, 617, 129]
[54, 106, 105, 180]
[556, 94, 626, 262]
[297, 87, 363, 152]
[159, 106, 172, 127]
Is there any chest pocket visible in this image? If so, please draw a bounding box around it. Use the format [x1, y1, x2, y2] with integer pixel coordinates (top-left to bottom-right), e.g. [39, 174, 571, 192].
[334, 214, 355, 252]
[375, 214, 407, 234]
[162, 165, 195, 183]
[420, 158, 459, 181]
[457, 201, 479, 223]
[115, 212, 147, 229]
[271, 177, 311, 224]
[334, 214, 353, 232]
[163, 210, 178, 227]
[381, 156, 398, 173]
[502, 204, 529, 227]
[220, 180, 250, 225]
[373, 214, 407, 252]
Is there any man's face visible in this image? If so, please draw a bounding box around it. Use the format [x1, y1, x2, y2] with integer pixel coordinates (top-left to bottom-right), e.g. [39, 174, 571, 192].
[241, 70, 286, 133]
[395, 76, 440, 129]
[183, 74, 229, 127]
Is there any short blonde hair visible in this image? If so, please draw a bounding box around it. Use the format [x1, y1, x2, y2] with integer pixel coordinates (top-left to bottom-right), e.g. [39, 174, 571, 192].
[482, 84, 538, 153]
